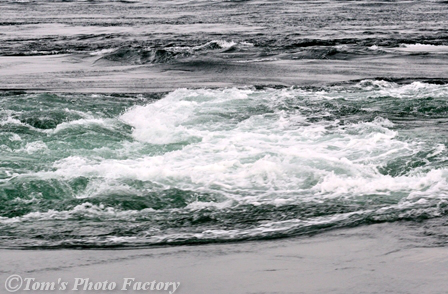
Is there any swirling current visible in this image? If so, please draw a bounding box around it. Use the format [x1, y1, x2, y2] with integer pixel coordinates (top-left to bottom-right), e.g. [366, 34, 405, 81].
[1, 80, 448, 248]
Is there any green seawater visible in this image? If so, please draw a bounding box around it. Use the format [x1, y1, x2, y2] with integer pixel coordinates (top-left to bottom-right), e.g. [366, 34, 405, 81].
[1, 81, 448, 248]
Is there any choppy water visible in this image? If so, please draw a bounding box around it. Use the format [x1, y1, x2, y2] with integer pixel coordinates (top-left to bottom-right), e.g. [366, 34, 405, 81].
[1, 0, 448, 248]
[1, 81, 448, 248]
[1, 0, 448, 63]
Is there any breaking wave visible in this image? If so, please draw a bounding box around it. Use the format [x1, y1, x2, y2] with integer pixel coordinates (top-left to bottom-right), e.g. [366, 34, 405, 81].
[1, 81, 448, 248]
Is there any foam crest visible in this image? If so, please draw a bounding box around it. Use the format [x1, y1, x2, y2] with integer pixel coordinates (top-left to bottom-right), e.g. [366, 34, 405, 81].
[15, 141, 48, 154]
[42, 86, 448, 207]
[2, 85, 448, 247]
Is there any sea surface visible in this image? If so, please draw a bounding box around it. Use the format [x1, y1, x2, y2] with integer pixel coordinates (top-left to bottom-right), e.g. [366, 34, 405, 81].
[1, 0, 448, 249]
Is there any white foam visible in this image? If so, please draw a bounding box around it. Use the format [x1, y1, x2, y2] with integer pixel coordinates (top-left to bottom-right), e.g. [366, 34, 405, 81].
[194, 40, 237, 50]
[9, 134, 22, 142]
[0, 202, 155, 224]
[169, 40, 249, 54]
[398, 44, 448, 53]
[0, 115, 23, 126]
[48, 118, 117, 134]
[15, 141, 48, 154]
[89, 48, 118, 56]
[19, 86, 442, 210]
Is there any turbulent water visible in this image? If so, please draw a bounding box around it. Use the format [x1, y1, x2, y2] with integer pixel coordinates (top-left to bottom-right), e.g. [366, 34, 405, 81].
[1, 81, 448, 248]
[1, 0, 448, 248]
[1, 0, 448, 62]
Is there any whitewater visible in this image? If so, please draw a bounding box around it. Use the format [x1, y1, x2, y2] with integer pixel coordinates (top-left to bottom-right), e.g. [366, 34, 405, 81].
[1, 81, 447, 248]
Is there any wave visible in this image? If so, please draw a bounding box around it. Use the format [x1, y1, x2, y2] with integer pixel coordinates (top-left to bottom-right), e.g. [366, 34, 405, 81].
[91, 39, 448, 64]
[2, 34, 448, 63]
[1, 81, 448, 248]
[95, 40, 253, 65]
